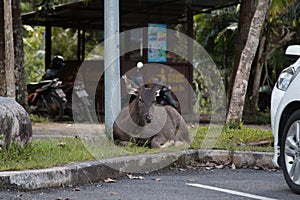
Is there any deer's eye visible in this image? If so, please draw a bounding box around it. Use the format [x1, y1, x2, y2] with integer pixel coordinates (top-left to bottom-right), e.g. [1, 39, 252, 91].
[139, 96, 144, 102]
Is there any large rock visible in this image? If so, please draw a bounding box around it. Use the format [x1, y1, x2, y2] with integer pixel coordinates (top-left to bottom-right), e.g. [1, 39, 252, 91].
[0, 97, 32, 148]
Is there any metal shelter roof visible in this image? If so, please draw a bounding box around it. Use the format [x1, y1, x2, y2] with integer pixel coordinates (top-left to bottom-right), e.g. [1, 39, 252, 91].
[22, 0, 239, 29]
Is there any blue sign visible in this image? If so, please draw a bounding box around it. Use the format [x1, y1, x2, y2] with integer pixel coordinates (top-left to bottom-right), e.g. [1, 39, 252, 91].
[148, 24, 167, 62]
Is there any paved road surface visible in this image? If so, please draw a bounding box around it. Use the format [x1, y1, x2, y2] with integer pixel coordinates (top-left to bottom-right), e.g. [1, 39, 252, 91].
[1, 168, 298, 200]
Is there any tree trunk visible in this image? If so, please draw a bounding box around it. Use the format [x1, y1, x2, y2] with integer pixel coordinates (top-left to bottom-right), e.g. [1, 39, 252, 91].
[0, 1, 6, 96]
[4, 0, 16, 99]
[228, 0, 256, 101]
[250, 35, 266, 112]
[13, 0, 27, 107]
[226, 0, 271, 125]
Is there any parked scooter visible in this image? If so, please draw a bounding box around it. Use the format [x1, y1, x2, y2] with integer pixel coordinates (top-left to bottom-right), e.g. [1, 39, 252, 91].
[42, 55, 93, 122]
[27, 78, 66, 121]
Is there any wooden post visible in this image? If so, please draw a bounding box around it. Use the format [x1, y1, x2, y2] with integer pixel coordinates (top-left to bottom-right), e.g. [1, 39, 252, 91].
[4, 0, 15, 98]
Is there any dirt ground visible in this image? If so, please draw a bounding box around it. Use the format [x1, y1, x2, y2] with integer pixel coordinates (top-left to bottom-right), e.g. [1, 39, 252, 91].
[32, 121, 271, 140]
[32, 122, 105, 139]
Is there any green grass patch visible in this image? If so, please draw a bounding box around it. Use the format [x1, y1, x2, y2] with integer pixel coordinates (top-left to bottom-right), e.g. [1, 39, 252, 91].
[29, 114, 49, 123]
[0, 138, 94, 171]
[0, 125, 274, 171]
[190, 125, 273, 152]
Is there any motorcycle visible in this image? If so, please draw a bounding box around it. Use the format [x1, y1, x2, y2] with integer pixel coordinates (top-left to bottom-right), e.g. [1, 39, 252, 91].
[27, 78, 66, 121]
[42, 55, 94, 122]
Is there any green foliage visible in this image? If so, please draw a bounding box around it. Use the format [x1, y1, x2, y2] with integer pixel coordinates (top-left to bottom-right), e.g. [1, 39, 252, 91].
[52, 27, 78, 60]
[23, 25, 45, 83]
[194, 7, 239, 73]
[266, 2, 300, 80]
[193, 7, 239, 114]
[243, 108, 271, 125]
[269, 0, 298, 16]
[21, 1, 34, 13]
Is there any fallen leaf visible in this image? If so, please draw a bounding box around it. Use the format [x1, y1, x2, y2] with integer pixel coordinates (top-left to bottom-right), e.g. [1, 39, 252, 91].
[127, 174, 145, 180]
[104, 178, 117, 183]
[72, 186, 81, 191]
[207, 162, 217, 167]
[108, 192, 118, 195]
[253, 166, 261, 170]
[152, 178, 161, 181]
[215, 165, 224, 169]
[58, 142, 67, 147]
[231, 163, 236, 169]
[56, 198, 69, 200]
[178, 168, 186, 172]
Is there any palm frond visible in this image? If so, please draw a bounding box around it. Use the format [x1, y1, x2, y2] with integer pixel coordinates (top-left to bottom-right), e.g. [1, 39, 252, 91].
[269, 0, 297, 16]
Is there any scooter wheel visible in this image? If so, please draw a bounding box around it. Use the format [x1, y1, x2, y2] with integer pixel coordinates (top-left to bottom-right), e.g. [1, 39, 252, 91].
[36, 93, 64, 121]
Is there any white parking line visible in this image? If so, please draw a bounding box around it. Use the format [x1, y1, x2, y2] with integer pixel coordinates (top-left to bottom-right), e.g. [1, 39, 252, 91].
[186, 183, 277, 200]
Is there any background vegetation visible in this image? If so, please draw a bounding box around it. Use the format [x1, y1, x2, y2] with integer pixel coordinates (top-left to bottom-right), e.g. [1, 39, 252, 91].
[20, 1, 300, 123]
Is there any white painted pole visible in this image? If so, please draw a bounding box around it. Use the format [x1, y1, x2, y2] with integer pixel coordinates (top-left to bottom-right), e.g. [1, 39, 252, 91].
[104, 0, 121, 140]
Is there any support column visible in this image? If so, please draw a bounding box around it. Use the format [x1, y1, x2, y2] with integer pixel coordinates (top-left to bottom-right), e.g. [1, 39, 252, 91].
[45, 25, 52, 69]
[77, 28, 81, 61]
[82, 28, 86, 61]
[104, 0, 121, 140]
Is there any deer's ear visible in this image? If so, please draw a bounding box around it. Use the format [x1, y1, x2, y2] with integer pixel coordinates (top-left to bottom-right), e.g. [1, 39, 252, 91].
[123, 75, 140, 95]
[128, 88, 138, 96]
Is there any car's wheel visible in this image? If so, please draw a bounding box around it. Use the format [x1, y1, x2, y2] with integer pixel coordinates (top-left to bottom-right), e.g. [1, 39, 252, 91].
[281, 109, 300, 194]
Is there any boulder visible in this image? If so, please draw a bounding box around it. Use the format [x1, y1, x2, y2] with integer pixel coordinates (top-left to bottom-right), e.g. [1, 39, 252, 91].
[0, 97, 32, 148]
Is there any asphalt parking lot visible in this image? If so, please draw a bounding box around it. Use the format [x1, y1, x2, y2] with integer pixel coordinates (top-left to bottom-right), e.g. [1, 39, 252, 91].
[1, 168, 298, 200]
[9, 122, 289, 200]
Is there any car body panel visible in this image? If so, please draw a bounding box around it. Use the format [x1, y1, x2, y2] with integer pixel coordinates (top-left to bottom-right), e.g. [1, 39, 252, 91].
[271, 48, 300, 167]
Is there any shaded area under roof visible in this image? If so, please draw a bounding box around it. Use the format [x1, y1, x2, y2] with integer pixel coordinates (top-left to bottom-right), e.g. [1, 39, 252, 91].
[22, 0, 240, 29]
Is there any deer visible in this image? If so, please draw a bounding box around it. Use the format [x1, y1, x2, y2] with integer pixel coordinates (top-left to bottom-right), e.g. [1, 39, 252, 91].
[113, 76, 190, 148]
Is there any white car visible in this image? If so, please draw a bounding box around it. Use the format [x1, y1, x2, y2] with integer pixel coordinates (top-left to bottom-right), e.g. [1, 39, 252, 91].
[271, 45, 300, 194]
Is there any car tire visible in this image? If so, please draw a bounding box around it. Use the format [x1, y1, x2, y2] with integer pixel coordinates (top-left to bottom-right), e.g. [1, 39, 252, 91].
[281, 109, 300, 194]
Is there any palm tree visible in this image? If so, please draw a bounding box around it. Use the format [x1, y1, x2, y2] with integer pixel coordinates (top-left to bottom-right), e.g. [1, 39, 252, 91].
[226, 0, 271, 125]
[269, 0, 298, 15]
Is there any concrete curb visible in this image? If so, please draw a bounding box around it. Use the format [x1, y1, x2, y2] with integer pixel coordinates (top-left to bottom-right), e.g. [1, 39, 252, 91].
[0, 149, 275, 190]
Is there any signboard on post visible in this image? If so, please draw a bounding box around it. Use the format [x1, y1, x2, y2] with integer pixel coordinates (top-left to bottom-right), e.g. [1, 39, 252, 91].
[148, 23, 167, 62]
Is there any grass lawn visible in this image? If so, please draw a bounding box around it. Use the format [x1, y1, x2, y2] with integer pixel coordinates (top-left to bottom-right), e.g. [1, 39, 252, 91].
[0, 125, 273, 171]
